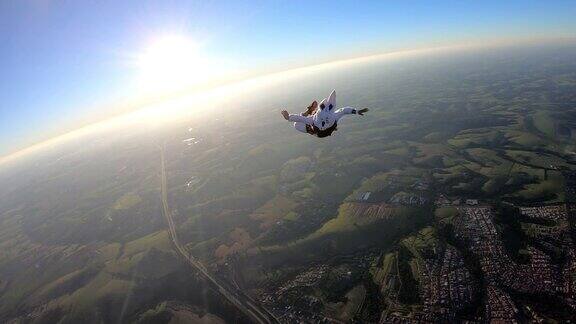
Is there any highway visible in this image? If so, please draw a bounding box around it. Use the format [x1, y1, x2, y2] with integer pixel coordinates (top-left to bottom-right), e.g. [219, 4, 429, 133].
[160, 148, 280, 324]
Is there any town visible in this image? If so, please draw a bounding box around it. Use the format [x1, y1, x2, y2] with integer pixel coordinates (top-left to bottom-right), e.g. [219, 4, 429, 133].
[254, 174, 576, 323]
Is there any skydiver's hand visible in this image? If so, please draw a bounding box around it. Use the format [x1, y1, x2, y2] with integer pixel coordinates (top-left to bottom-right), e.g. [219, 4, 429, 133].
[281, 110, 290, 120]
[357, 108, 369, 116]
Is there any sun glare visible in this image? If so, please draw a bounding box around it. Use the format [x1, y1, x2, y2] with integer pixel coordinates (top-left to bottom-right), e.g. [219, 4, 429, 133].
[135, 35, 229, 94]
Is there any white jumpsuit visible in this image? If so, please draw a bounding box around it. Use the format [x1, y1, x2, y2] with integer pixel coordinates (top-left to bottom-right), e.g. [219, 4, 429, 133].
[289, 107, 356, 134]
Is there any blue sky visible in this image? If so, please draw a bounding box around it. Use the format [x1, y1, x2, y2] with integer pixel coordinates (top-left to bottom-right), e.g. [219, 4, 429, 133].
[1, 0, 575, 157]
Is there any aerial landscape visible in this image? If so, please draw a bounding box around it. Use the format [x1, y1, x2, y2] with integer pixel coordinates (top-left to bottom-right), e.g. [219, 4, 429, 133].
[1, 1, 576, 324]
[1, 41, 576, 323]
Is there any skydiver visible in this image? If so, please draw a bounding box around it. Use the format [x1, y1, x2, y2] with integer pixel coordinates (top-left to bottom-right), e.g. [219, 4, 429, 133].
[281, 90, 369, 138]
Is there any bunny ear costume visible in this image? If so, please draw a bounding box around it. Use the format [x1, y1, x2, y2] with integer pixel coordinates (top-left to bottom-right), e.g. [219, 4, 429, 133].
[288, 90, 358, 137]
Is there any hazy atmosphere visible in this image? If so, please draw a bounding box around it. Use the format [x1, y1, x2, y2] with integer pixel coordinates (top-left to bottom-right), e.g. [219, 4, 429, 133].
[1, 1, 576, 324]
[1, 0, 575, 158]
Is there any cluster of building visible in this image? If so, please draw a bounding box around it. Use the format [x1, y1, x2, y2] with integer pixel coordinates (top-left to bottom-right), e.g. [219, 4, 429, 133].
[515, 247, 558, 293]
[347, 202, 394, 220]
[453, 207, 526, 320]
[454, 205, 576, 320]
[520, 204, 567, 221]
[266, 303, 331, 324]
[455, 207, 499, 243]
[520, 205, 571, 250]
[359, 191, 372, 201]
[357, 177, 432, 206]
[275, 265, 329, 297]
[484, 286, 519, 323]
[357, 190, 431, 206]
[389, 192, 428, 205]
[435, 194, 478, 207]
[260, 251, 378, 323]
[457, 208, 534, 290]
[259, 176, 576, 323]
[419, 246, 476, 322]
[561, 250, 576, 310]
[260, 265, 329, 323]
[527, 223, 566, 244]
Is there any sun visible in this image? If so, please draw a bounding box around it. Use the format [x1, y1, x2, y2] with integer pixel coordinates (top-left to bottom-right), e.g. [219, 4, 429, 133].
[135, 35, 228, 94]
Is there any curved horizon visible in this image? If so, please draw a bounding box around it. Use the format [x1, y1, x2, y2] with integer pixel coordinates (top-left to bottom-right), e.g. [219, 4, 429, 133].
[1, 36, 574, 166]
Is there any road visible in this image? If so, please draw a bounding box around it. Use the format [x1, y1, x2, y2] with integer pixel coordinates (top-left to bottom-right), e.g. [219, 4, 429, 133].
[160, 148, 280, 324]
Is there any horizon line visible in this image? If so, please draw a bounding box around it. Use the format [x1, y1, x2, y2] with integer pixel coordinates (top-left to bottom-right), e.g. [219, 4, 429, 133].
[1, 35, 575, 167]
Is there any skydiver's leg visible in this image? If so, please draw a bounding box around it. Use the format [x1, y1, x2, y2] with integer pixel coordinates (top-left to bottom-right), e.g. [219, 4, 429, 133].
[282, 109, 314, 135]
[302, 102, 318, 117]
[293, 122, 308, 133]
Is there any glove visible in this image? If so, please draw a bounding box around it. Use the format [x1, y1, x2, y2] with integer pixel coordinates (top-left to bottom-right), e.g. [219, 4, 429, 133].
[357, 108, 369, 116]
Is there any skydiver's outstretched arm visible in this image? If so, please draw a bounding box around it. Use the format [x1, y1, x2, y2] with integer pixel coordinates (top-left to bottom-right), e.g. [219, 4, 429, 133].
[281, 110, 314, 125]
[334, 107, 369, 120]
